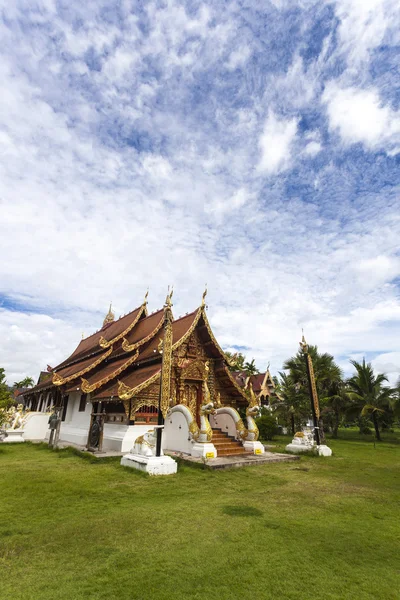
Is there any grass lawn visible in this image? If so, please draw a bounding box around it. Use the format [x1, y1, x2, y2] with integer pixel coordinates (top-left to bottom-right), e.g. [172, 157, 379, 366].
[1, 432, 399, 600]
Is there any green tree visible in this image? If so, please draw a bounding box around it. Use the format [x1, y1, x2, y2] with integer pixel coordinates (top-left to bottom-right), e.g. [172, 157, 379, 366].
[321, 381, 351, 438]
[0, 368, 13, 425]
[283, 345, 343, 438]
[13, 376, 35, 389]
[243, 358, 259, 376]
[273, 372, 309, 436]
[346, 359, 397, 442]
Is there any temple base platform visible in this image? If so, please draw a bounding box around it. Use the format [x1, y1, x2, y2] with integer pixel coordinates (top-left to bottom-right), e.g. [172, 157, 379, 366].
[242, 440, 265, 455]
[120, 453, 177, 476]
[2, 429, 25, 443]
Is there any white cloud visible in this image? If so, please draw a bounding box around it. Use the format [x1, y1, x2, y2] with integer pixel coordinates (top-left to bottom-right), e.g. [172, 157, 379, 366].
[335, 0, 400, 68]
[0, 0, 399, 388]
[323, 83, 400, 152]
[371, 352, 400, 385]
[258, 112, 298, 174]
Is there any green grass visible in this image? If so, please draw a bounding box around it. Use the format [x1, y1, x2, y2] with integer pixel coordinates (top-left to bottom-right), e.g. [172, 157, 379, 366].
[1, 433, 399, 600]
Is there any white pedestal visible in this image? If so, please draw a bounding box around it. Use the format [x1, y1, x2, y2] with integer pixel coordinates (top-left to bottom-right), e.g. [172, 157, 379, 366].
[120, 453, 177, 476]
[285, 443, 313, 454]
[243, 440, 265, 455]
[317, 445, 332, 457]
[2, 429, 25, 443]
[191, 442, 217, 459]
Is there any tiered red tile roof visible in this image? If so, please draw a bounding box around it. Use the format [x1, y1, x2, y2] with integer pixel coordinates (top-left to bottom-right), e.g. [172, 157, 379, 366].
[22, 296, 248, 405]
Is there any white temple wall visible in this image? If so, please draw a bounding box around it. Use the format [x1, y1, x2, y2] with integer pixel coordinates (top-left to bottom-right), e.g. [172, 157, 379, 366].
[163, 411, 193, 455]
[103, 424, 151, 453]
[59, 392, 91, 447]
[22, 412, 50, 441]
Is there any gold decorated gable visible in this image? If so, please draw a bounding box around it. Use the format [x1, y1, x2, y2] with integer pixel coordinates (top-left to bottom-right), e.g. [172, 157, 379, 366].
[117, 370, 161, 401]
[52, 346, 113, 387]
[80, 350, 139, 394]
[121, 312, 165, 353]
[99, 302, 147, 349]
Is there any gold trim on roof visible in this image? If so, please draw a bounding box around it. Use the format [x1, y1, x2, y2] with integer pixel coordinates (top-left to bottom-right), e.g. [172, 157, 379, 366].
[171, 308, 203, 351]
[52, 346, 113, 386]
[80, 350, 139, 394]
[118, 370, 161, 401]
[121, 312, 165, 353]
[99, 297, 147, 349]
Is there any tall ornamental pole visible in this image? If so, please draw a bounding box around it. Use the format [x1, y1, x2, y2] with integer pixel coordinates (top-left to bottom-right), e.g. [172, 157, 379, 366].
[300, 335, 321, 446]
[156, 289, 174, 457]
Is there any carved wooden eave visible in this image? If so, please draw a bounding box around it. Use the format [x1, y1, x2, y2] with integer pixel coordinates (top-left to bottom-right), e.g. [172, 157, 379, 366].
[118, 369, 161, 401]
[80, 350, 140, 394]
[99, 299, 148, 349]
[221, 364, 249, 402]
[52, 346, 114, 387]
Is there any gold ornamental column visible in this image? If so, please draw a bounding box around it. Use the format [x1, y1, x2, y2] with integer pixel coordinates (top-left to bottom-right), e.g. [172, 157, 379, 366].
[155, 289, 174, 456]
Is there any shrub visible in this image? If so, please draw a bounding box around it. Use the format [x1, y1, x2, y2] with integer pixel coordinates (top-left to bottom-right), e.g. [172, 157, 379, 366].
[255, 414, 278, 441]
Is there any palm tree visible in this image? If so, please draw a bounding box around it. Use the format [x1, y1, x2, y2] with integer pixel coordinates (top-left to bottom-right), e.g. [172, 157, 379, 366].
[346, 359, 396, 442]
[243, 359, 259, 376]
[321, 381, 351, 438]
[273, 372, 309, 436]
[283, 345, 342, 438]
[13, 376, 35, 389]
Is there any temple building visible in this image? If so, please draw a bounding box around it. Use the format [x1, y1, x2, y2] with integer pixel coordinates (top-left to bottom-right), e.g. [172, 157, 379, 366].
[21, 291, 254, 456]
[232, 369, 281, 407]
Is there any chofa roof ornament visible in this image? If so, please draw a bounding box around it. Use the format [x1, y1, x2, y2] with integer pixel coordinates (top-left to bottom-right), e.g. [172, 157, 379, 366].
[103, 303, 115, 327]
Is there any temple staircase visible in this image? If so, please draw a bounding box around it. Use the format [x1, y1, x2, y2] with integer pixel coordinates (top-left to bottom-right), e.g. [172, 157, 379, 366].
[212, 428, 251, 456]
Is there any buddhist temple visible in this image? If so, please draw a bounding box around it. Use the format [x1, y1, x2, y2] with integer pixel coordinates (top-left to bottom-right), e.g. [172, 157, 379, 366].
[233, 369, 281, 407]
[21, 290, 264, 458]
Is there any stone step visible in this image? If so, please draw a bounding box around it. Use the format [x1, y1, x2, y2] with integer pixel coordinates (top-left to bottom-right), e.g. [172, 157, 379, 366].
[213, 443, 243, 451]
[218, 448, 252, 456]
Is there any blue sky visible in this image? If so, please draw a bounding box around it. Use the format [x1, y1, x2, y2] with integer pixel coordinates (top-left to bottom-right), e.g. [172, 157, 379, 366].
[0, 0, 399, 384]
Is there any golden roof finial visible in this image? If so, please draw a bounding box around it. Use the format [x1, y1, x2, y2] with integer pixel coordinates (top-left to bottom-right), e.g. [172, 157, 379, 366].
[300, 329, 308, 353]
[103, 302, 115, 327]
[143, 289, 149, 304]
[201, 285, 208, 309]
[165, 287, 173, 309]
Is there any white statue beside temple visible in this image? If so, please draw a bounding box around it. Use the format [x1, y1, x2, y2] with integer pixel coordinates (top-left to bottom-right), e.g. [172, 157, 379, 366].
[286, 429, 332, 456]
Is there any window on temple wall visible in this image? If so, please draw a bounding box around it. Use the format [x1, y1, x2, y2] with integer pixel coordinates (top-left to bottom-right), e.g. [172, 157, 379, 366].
[135, 405, 158, 424]
[79, 394, 87, 412]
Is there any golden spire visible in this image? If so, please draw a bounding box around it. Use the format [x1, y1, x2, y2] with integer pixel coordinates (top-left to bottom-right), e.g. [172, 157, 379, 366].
[143, 289, 149, 305]
[299, 329, 308, 353]
[201, 285, 207, 309]
[165, 287, 173, 309]
[103, 303, 115, 327]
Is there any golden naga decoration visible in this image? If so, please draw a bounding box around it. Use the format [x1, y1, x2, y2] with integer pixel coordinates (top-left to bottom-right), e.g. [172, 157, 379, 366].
[99, 292, 148, 349]
[52, 346, 113, 386]
[200, 286, 207, 308]
[80, 349, 139, 394]
[214, 391, 222, 409]
[103, 303, 115, 327]
[226, 352, 239, 368]
[299, 334, 320, 420]
[243, 381, 261, 441]
[159, 289, 174, 418]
